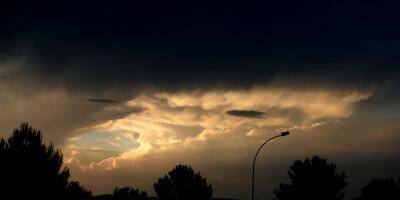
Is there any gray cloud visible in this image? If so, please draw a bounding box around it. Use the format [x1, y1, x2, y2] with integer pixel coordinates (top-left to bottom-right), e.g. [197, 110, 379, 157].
[226, 109, 266, 118]
[86, 98, 119, 104]
[132, 132, 140, 140]
[0, 87, 142, 145]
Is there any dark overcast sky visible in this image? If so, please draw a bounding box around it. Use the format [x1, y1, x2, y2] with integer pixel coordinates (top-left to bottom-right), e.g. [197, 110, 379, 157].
[1, 0, 400, 92]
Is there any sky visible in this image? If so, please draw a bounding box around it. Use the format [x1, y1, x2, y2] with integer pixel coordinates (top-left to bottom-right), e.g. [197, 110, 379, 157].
[1, 0, 400, 199]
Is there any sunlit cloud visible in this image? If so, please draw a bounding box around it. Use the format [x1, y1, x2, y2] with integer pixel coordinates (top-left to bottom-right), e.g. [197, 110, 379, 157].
[64, 87, 372, 172]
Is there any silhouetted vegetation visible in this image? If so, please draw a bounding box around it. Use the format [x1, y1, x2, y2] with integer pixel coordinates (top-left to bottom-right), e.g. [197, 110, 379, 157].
[355, 178, 400, 200]
[274, 156, 347, 200]
[0, 123, 92, 200]
[92, 194, 115, 200]
[67, 181, 93, 200]
[113, 186, 149, 200]
[154, 164, 213, 200]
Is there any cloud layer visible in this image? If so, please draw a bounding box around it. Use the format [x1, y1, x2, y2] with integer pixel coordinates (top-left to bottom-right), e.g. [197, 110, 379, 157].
[62, 87, 376, 198]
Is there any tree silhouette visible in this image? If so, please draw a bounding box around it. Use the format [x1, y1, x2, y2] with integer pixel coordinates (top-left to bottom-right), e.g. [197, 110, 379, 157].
[274, 156, 347, 200]
[113, 186, 148, 200]
[0, 123, 92, 200]
[355, 178, 400, 200]
[154, 164, 213, 200]
[66, 181, 93, 200]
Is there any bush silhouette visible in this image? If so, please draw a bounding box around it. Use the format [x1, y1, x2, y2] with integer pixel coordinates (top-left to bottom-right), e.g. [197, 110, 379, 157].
[0, 123, 92, 200]
[113, 186, 148, 200]
[154, 164, 213, 200]
[274, 156, 347, 200]
[355, 178, 400, 200]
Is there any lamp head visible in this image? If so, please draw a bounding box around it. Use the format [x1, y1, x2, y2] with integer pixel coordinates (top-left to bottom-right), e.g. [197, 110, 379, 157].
[280, 131, 290, 136]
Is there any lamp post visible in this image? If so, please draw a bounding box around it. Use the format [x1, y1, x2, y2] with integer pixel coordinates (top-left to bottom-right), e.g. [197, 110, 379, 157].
[251, 131, 290, 200]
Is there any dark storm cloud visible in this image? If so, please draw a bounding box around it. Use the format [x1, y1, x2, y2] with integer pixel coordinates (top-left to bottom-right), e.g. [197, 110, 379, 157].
[226, 110, 266, 118]
[1, 0, 399, 143]
[1, 0, 399, 94]
[86, 98, 119, 104]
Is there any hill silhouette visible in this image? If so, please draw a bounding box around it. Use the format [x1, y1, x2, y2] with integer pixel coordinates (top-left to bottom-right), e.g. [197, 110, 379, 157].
[92, 196, 240, 200]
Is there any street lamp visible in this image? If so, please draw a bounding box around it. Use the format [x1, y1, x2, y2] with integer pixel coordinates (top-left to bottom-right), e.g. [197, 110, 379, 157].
[251, 131, 290, 200]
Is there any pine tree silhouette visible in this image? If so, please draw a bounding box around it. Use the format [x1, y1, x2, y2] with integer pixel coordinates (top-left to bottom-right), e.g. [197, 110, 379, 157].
[0, 123, 92, 200]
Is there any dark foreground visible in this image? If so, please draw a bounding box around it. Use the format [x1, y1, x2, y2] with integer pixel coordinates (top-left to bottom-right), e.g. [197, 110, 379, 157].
[93, 195, 241, 200]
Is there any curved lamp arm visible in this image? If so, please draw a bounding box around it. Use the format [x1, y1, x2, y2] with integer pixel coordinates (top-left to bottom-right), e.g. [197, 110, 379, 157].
[251, 131, 290, 200]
